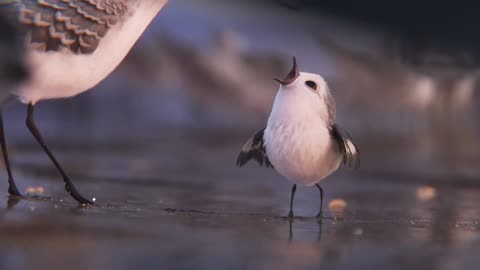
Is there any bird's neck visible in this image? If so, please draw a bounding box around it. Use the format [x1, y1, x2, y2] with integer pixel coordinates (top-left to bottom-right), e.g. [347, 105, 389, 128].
[268, 90, 330, 127]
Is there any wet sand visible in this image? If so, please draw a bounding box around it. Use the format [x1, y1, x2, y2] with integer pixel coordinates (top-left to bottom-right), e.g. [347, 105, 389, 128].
[0, 134, 479, 270]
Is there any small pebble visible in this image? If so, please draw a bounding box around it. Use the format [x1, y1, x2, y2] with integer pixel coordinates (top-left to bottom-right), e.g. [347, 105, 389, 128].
[416, 185, 436, 201]
[329, 198, 347, 211]
[25, 186, 45, 195]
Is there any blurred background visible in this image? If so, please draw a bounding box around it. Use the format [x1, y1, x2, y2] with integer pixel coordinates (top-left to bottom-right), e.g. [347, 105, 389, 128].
[1, 1, 480, 269]
[5, 0, 478, 180]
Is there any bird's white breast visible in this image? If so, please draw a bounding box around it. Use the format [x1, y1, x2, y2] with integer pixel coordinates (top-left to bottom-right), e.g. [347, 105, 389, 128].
[15, 0, 168, 104]
[264, 89, 342, 186]
[265, 121, 341, 186]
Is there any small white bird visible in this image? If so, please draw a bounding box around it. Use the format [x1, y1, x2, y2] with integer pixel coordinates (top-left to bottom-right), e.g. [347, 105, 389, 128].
[0, 0, 168, 204]
[237, 57, 359, 218]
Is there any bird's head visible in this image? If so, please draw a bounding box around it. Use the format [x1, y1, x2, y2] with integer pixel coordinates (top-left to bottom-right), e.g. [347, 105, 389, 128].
[272, 57, 335, 124]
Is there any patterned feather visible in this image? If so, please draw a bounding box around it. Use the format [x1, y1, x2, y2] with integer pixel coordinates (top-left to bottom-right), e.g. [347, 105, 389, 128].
[1, 0, 131, 54]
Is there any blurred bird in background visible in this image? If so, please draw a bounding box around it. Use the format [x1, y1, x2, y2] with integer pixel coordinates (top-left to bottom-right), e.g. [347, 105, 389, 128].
[0, 0, 168, 204]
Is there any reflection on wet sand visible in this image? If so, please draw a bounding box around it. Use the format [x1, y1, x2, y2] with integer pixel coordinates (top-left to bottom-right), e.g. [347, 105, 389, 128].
[0, 158, 479, 270]
[0, 121, 477, 270]
[288, 218, 323, 243]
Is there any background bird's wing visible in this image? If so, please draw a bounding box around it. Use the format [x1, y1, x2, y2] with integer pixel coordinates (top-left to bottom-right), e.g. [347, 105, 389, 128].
[330, 124, 360, 169]
[236, 128, 273, 168]
[0, 10, 29, 91]
[2, 0, 129, 54]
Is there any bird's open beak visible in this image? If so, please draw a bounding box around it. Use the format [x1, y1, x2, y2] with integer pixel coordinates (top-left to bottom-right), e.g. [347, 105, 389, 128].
[274, 57, 299, 86]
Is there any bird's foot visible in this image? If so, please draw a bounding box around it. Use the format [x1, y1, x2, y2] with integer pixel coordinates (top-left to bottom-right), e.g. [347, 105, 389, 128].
[64, 183, 94, 205]
[288, 210, 294, 220]
[6, 195, 21, 209]
[8, 181, 22, 197]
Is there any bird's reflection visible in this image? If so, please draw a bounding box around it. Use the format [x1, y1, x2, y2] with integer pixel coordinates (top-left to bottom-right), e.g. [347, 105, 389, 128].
[288, 218, 293, 242]
[316, 218, 323, 241]
[6, 195, 20, 210]
[5, 194, 97, 211]
[288, 217, 323, 243]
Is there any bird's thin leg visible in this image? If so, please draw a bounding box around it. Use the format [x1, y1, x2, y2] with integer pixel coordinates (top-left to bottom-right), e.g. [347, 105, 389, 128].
[26, 103, 93, 205]
[288, 184, 297, 219]
[315, 184, 324, 218]
[0, 110, 21, 196]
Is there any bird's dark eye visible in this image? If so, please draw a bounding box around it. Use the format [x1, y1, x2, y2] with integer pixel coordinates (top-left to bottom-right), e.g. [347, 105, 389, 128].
[305, 80, 317, 90]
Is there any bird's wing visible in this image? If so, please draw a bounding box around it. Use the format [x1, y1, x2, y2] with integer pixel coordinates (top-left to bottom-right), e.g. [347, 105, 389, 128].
[2, 0, 130, 54]
[330, 124, 360, 169]
[236, 128, 273, 168]
[0, 11, 29, 91]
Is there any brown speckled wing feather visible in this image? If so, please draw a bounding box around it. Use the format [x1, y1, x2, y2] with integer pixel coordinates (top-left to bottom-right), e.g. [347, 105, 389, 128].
[236, 128, 273, 168]
[5, 0, 130, 54]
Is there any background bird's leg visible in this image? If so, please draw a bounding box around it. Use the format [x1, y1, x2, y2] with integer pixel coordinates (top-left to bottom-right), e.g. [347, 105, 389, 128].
[315, 184, 324, 218]
[288, 184, 297, 219]
[0, 110, 21, 196]
[26, 103, 93, 205]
